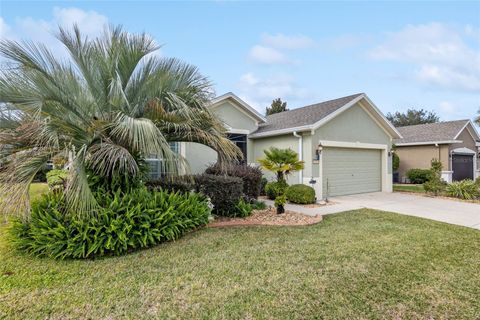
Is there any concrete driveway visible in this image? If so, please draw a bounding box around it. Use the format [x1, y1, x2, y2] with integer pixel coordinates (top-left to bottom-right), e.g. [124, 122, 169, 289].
[329, 192, 480, 230]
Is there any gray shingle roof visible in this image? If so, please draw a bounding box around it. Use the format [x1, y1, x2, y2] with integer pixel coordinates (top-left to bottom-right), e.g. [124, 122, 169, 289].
[394, 120, 470, 145]
[250, 93, 363, 136]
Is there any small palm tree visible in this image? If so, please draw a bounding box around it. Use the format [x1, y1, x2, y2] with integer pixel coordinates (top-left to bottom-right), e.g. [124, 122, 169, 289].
[0, 25, 241, 219]
[257, 147, 304, 182]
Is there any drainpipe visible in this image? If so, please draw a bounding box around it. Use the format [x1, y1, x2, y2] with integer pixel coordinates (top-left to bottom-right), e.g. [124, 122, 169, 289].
[293, 131, 303, 184]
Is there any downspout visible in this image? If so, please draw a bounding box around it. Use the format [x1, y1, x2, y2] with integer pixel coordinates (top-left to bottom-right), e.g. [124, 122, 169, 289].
[293, 131, 303, 184]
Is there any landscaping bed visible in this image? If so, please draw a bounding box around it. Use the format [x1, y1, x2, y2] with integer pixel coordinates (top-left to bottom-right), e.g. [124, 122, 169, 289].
[209, 207, 322, 227]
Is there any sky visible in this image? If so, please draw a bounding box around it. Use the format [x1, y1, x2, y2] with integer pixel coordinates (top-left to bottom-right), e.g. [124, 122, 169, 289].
[1, 1, 479, 124]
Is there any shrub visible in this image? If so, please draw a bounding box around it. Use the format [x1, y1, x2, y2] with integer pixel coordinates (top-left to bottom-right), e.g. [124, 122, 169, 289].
[406, 169, 431, 184]
[194, 174, 243, 216]
[46, 169, 68, 191]
[9, 187, 211, 259]
[446, 180, 479, 200]
[392, 152, 400, 172]
[475, 177, 480, 189]
[251, 200, 267, 210]
[286, 184, 316, 204]
[265, 180, 288, 200]
[423, 159, 446, 196]
[205, 163, 262, 200]
[259, 177, 268, 196]
[146, 175, 194, 194]
[233, 199, 253, 218]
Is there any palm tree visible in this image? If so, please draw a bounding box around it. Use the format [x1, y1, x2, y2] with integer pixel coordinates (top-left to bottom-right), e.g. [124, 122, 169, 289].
[257, 147, 304, 182]
[0, 25, 240, 219]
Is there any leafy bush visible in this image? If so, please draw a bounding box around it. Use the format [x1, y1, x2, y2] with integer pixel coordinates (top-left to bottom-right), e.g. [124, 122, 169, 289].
[46, 169, 68, 191]
[233, 199, 253, 218]
[286, 184, 316, 204]
[194, 174, 243, 216]
[146, 176, 194, 194]
[265, 180, 288, 200]
[251, 200, 267, 210]
[259, 177, 268, 196]
[9, 187, 211, 259]
[446, 180, 479, 200]
[423, 159, 446, 196]
[392, 152, 400, 172]
[406, 169, 431, 184]
[475, 177, 480, 189]
[205, 163, 262, 200]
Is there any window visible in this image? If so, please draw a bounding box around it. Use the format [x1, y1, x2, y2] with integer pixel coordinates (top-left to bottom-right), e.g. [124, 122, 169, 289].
[145, 142, 180, 180]
[227, 133, 247, 163]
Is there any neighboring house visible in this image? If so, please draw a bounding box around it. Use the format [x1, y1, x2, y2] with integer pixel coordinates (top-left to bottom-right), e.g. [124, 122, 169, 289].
[154, 92, 401, 200]
[394, 120, 480, 183]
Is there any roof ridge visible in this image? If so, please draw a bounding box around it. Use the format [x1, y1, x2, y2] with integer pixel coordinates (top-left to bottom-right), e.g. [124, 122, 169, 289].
[264, 93, 364, 120]
[396, 119, 469, 129]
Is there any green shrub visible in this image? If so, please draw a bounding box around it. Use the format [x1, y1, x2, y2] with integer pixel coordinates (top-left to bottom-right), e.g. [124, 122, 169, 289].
[205, 164, 262, 200]
[446, 180, 479, 200]
[233, 199, 253, 218]
[251, 200, 267, 210]
[392, 152, 400, 172]
[475, 177, 480, 189]
[407, 169, 431, 184]
[286, 184, 316, 204]
[9, 187, 211, 259]
[146, 175, 194, 194]
[265, 180, 288, 200]
[194, 174, 243, 216]
[46, 169, 68, 191]
[259, 177, 268, 196]
[423, 159, 446, 196]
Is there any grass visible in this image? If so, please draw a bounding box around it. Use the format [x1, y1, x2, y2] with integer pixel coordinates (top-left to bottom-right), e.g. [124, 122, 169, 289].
[393, 184, 425, 193]
[1, 209, 479, 319]
[28, 183, 49, 201]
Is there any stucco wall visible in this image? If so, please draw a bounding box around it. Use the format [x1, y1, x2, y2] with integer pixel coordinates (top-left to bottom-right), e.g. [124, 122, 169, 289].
[450, 126, 477, 153]
[395, 144, 450, 181]
[311, 103, 392, 177]
[251, 134, 300, 184]
[184, 99, 259, 174]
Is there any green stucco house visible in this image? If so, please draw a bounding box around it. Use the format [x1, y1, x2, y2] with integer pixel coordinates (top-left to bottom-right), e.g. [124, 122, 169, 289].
[151, 92, 402, 200]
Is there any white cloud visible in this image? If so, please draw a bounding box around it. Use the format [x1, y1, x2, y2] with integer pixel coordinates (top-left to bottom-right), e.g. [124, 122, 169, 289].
[248, 45, 290, 64]
[261, 33, 314, 50]
[370, 23, 480, 92]
[0, 7, 109, 59]
[238, 72, 311, 112]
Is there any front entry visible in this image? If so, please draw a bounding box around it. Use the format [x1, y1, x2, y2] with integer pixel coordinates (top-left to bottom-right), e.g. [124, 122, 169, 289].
[452, 154, 474, 181]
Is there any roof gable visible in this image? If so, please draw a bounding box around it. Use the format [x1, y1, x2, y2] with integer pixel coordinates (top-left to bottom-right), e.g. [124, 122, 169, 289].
[249, 93, 401, 139]
[210, 92, 266, 123]
[394, 120, 475, 146]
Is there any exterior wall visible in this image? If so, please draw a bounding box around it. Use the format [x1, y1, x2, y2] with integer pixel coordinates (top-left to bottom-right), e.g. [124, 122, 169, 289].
[184, 99, 259, 174]
[310, 103, 393, 197]
[250, 134, 301, 184]
[395, 145, 450, 182]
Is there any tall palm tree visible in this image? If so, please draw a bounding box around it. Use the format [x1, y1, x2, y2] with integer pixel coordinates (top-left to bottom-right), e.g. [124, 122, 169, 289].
[257, 147, 304, 182]
[0, 25, 240, 219]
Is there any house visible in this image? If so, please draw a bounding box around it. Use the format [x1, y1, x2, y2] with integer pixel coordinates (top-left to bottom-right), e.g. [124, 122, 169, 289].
[394, 120, 480, 183]
[156, 92, 401, 200]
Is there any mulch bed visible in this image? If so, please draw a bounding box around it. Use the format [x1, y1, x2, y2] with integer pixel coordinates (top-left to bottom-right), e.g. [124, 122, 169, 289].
[208, 208, 323, 227]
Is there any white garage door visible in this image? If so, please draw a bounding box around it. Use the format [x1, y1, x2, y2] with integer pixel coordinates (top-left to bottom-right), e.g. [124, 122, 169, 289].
[322, 148, 382, 198]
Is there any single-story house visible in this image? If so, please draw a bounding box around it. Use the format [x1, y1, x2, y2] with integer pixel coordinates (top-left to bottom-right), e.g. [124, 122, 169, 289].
[394, 120, 480, 183]
[149, 92, 402, 200]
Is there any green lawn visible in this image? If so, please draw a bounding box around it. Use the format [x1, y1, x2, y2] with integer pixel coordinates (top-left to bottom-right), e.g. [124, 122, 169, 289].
[393, 184, 425, 193]
[1, 210, 479, 319]
[28, 183, 49, 201]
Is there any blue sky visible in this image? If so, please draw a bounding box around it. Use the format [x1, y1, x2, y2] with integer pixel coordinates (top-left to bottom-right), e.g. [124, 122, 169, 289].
[1, 1, 479, 123]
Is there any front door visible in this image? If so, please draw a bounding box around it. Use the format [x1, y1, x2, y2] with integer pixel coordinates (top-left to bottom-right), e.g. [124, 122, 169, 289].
[452, 154, 474, 181]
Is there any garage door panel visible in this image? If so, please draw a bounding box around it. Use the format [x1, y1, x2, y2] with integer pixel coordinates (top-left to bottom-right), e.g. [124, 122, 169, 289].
[323, 148, 381, 197]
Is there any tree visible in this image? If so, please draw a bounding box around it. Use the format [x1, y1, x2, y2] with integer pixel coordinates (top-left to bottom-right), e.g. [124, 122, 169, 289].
[257, 147, 304, 182]
[476, 108, 480, 126]
[386, 109, 439, 127]
[266, 98, 288, 116]
[0, 25, 241, 219]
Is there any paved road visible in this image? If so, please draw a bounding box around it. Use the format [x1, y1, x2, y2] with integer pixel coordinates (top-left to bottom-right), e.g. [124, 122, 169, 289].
[265, 192, 480, 230]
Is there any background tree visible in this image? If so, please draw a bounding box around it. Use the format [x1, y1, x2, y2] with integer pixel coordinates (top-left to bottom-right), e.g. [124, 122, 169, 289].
[266, 98, 288, 116]
[0, 25, 241, 218]
[386, 108, 439, 127]
[475, 108, 480, 126]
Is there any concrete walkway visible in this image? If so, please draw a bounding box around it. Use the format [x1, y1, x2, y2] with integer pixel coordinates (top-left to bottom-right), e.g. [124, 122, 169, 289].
[264, 192, 480, 230]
